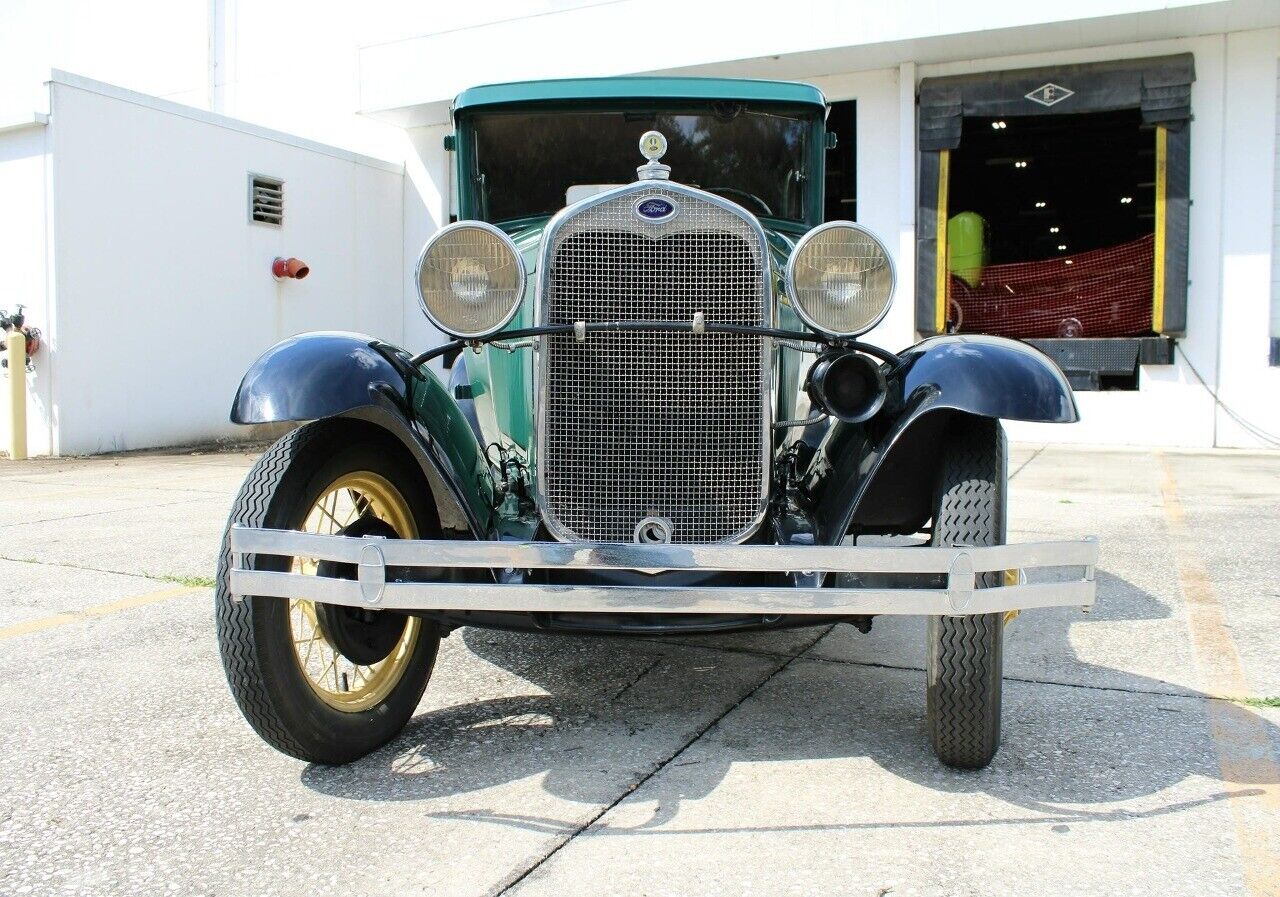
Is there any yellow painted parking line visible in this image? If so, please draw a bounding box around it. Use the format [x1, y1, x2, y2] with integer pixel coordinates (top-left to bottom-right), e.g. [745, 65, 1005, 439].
[1160, 453, 1280, 897]
[0, 584, 202, 641]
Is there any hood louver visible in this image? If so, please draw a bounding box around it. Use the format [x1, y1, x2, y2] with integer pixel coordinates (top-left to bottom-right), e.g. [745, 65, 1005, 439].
[249, 174, 283, 226]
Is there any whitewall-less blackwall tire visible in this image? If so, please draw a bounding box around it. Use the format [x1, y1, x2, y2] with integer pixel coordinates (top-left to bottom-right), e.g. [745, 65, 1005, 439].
[215, 422, 441, 764]
[925, 416, 1007, 769]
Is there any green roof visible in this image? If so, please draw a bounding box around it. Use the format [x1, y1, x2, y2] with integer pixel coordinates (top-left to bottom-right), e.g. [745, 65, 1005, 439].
[453, 77, 827, 114]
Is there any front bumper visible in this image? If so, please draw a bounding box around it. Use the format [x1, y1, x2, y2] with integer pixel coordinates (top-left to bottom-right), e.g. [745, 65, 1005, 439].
[228, 526, 1098, 617]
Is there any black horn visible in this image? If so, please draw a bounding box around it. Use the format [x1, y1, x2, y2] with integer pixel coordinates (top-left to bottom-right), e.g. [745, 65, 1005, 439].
[806, 351, 887, 424]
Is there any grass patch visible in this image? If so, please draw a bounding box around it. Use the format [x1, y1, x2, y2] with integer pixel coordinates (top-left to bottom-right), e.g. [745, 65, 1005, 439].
[1235, 696, 1280, 708]
[146, 572, 216, 589]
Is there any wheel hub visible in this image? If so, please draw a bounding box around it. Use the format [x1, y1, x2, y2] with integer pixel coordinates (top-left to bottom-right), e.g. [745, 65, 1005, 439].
[315, 516, 407, 665]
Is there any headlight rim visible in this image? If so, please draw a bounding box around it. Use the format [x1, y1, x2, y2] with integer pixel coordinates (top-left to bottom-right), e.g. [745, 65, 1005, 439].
[784, 220, 897, 339]
[415, 220, 527, 340]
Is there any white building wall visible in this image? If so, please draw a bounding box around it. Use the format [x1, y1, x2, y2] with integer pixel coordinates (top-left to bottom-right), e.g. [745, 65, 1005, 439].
[401, 124, 453, 361]
[357, 0, 1251, 124]
[1213, 29, 1280, 448]
[43, 74, 404, 455]
[3, 3, 1279, 452]
[806, 68, 910, 355]
[0, 120, 54, 457]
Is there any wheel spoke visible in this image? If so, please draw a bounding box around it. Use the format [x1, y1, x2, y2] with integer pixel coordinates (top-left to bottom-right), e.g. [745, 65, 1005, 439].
[317, 493, 342, 533]
[352, 491, 372, 519]
[345, 488, 366, 526]
[284, 473, 419, 711]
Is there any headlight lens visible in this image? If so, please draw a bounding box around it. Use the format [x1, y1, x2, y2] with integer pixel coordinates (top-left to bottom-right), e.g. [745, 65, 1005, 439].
[786, 222, 895, 337]
[416, 222, 525, 339]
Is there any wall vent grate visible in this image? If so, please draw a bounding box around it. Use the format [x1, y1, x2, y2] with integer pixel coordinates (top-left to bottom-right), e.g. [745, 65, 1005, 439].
[249, 174, 284, 226]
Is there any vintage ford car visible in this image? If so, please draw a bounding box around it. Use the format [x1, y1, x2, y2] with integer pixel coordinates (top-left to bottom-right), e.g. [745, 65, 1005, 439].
[216, 77, 1097, 770]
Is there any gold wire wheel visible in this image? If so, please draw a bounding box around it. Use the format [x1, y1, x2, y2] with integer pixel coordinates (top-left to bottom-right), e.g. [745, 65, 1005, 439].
[289, 471, 420, 712]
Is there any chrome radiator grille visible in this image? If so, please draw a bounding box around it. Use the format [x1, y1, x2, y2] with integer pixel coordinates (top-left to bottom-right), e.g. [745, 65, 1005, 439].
[538, 186, 769, 544]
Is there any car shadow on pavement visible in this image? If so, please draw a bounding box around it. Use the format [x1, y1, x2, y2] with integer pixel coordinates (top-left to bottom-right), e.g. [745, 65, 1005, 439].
[300, 568, 1278, 835]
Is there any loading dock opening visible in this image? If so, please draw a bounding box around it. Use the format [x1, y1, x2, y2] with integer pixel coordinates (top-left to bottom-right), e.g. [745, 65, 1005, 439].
[916, 55, 1194, 390]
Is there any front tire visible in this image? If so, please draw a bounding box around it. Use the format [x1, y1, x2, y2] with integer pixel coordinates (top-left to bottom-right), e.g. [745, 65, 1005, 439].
[925, 416, 1007, 769]
[215, 422, 441, 764]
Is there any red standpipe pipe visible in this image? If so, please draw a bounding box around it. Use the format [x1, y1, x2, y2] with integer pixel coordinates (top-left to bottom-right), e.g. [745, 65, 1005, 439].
[272, 257, 310, 280]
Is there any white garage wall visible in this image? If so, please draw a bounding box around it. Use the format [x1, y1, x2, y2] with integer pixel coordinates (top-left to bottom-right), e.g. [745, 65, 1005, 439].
[0, 119, 54, 457]
[45, 73, 405, 455]
[804, 67, 912, 356]
[401, 123, 452, 362]
[1213, 29, 1280, 449]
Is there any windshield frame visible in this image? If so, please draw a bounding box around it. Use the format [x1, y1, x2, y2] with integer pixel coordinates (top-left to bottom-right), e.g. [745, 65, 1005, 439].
[453, 100, 827, 230]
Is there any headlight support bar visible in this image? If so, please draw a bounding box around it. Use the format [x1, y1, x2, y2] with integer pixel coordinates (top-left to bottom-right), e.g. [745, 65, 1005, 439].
[407, 321, 901, 369]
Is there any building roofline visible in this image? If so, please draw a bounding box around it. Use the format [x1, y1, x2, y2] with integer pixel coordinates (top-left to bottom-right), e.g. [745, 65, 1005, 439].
[0, 113, 49, 136]
[45, 70, 404, 174]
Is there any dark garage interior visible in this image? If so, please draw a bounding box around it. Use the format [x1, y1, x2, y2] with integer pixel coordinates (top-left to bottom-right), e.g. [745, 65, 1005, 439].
[948, 109, 1153, 265]
[916, 55, 1195, 391]
[945, 109, 1158, 350]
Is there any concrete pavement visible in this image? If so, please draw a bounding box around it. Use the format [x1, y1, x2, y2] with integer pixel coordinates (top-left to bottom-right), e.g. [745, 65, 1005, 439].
[0, 442, 1277, 896]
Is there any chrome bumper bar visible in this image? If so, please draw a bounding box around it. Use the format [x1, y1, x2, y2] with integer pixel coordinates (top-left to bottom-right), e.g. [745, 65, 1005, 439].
[228, 526, 1098, 617]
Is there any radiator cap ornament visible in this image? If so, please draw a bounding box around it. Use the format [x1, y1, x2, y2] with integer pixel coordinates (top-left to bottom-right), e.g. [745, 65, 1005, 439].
[636, 129, 671, 181]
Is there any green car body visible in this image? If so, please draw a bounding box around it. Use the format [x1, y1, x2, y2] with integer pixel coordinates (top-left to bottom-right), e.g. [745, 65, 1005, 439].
[231, 74, 1081, 625]
[222, 76, 1094, 770]
[452, 77, 826, 497]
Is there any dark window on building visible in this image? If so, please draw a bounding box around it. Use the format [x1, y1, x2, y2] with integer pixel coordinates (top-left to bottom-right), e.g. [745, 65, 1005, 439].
[824, 100, 856, 221]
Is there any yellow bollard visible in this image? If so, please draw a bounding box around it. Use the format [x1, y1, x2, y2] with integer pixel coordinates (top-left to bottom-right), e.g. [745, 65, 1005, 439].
[5, 327, 26, 461]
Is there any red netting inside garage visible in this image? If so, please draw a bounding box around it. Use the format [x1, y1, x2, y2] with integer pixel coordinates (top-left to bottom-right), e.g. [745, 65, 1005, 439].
[949, 233, 1154, 339]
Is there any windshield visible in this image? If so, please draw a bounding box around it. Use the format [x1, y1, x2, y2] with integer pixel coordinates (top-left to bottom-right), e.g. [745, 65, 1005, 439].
[464, 106, 815, 223]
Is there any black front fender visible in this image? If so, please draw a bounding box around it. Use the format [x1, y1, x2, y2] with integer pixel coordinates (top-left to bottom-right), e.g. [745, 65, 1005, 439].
[807, 335, 1076, 543]
[232, 331, 411, 425]
[894, 334, 1079, 423]
[231, 331, 495, 537]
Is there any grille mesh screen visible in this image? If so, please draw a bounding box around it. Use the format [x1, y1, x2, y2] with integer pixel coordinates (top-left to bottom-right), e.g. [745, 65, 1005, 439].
[540, 188, 768, 543]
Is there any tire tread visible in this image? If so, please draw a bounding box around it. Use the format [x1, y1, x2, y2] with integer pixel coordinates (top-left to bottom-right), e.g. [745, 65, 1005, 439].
[926, 417, 1005, 769]
[214, 424, 320, 759]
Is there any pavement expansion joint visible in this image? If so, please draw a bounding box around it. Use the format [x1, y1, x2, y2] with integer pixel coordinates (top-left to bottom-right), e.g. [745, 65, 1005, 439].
[1009, 444, 1047, 479]
[0, 553, 181, 583]
[490, 625, 835, 896]
[0, 477, 228, 495]
[609, 656, 664, 703]
[658, 639, 1251, 704]
[0, 496, 201, 530]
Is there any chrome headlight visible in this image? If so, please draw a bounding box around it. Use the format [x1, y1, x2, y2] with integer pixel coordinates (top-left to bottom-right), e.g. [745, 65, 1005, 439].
[785, 222, 896, 337]
[415, 221, 526, 339]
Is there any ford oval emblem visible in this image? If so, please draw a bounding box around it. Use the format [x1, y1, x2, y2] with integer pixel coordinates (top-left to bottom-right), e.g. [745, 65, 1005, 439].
[635, 196, 677, 222]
